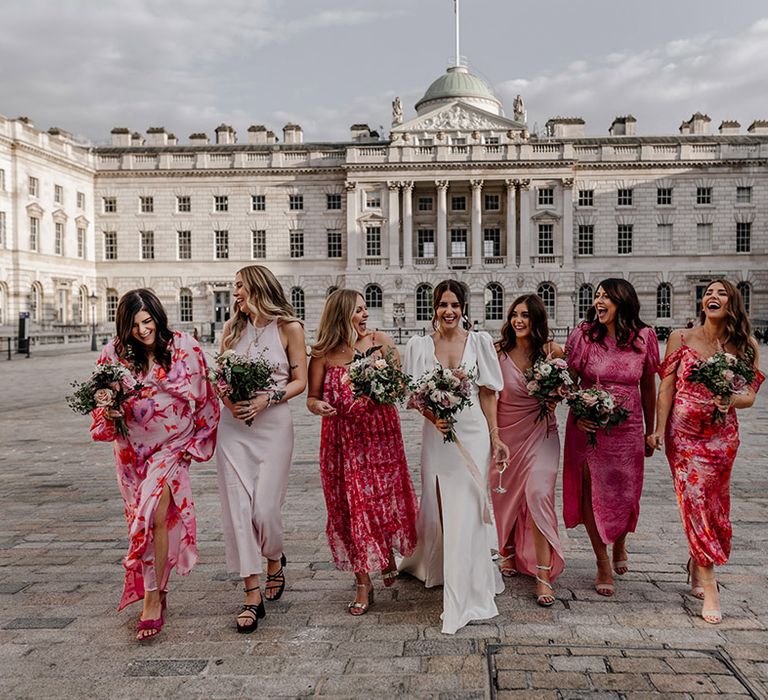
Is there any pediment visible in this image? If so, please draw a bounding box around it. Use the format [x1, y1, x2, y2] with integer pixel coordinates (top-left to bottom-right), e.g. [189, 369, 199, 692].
[75, 215, 90, 228]
[26, 202, 44, 217]
[357, 212, 387, 225]
[394, 101, 525, 134]
[531, 210, 561, 222]
[52, 208, 68, 223]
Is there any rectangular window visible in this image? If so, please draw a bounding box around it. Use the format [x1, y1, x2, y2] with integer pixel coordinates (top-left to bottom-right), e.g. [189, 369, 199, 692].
[696, 187, 712, 205]
[617, 189, 633, 206]
[140, 196, 154, 213]
[483, 228, 501, 257]
[77, 191, 86, 209]
[617, 224, 633, 254]
[657, 188, 673, 205]
[538, 188, 554, 206]
[417, 196, 433, 212]
[77, 228, 85, 258]
[289, 194, 303, 211]
[54, 223, 64, 255]
[450, 228, 467, 257]
[29, 176, 39, 197]
[290, 230, 304, 258]
[736, 186, 752, 204]
[365, 192, 381, 209]
[0, 168, 5, 190]
[103, 197, 117, 213]
[176, 195, 191, 213]
[736, 222, 751, 253]
[484, 194, 500, 211]
[484, 136, 500, 145]
[214, 195, 228, 212]
[537, 224, 554, 256]
[107, 294, 118, 323]
[54, 184, 63, 204]
[252, 229, 266, 259]
[577, 224, 594, 255]
[0, 211, 5, 247]
[417, 229, 435, 258]
[29, 217, 39, 251]
[326, 193, 341, 210]
[696, 223, 712, 254]
[252, 194, 266, 212]
[326, 229, 342, 258]
[104, 231, 117, 260]
[366, 226, 382, 257]
[179, 294, 193, 323]
[177, 230, 192, 260]
[451, 196, 466, 211]
[657, 223, 672, 254]
[577, 189, 594, 207]
[140, 230, 155, 259]
[214, 230, 229, 259]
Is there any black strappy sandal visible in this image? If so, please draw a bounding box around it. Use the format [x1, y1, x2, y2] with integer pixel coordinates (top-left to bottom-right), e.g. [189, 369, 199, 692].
[264, 553, 287, 602]
[237, 585, 265, 633]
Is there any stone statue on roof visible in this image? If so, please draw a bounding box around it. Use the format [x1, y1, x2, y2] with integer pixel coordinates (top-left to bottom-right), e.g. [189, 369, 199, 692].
[392, 97, 403, 125]
[514, 94, 525, 122]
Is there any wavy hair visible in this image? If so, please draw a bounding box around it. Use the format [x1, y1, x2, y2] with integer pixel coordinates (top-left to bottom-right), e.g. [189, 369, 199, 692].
[114, 289, 173, 372]
[698, 279, 754, 360]
[497, 294, 551, 362]
[221, 265, 300, 350]
[432, 279, 471, 332]
[312, 289, 363, 358]
[584, 278, 648, 351]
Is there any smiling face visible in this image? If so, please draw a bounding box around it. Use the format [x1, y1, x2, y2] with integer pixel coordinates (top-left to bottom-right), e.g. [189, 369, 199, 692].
[352, 294, 368, 335]
[436, 290, 463, 331]
[594, 286, 618, 327]
[702, 282, 730, 320]
[233, 272, 250, 315]
[131, 310, 156, 348]
[510, 302, 531, 339]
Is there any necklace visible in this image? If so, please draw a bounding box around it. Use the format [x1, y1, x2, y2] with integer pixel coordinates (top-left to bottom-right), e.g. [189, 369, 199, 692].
[245, 318, 272, 355]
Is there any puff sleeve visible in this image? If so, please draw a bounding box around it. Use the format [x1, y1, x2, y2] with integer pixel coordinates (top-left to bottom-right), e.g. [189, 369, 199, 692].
[404, 335, 428, 384]
[565, 324, 590, 376]
[179, 333, 220, 462]
[474, 332, 503, 391]
[641, 327, 660, 378]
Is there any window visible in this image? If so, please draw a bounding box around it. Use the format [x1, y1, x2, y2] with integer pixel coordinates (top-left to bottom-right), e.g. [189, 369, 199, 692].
[617, 224, 633, 254]
[0, 211, 5, 247]
[538, 224, 554, 256]
[103, 197, 117, 213]
[452, 137, 467, 145]
[326, 193, 341, 210]
[77, 228, 85, 258]
[450, 228, 467, 257]
[290, 230, 304, 258]
[54, 184, 63, 204]
[29, 176, 39, 197]
[696, 187, 712, 205]
[140, 196, 154, 213]
[451, 196, 466, 211]
[214, 195, 228, 212]
[106, 289, 119, 323]
[365, 284, 382, 309]
[76, 287, 86, 324]
[104, 231, 117, 260]
[736, 222, 751, 252]
[291, 287, 305, 320]
[484, 194, 500, 211]
[697, 223, 712, 254]
[29, 217, 39, 251]
[484, 283, 503, 321]
[178, 230, 192, 260]
[252, 230, 266, 259]
[657, 224, 672, 255]
[214, 230, 229, 259]
[252, 194, 266, 211]
[30, 283, 42, 322]
[657, 188, 673, 205]
[55, 223, 64, 255]
[656, 283, 672, 319]
[736, 186, 752, 204]
[289, 194, 303, 210]
[417, 196, 433, 212]
[537, 283, 556, 318]
[578, 189, 594, 207]
[0, 168, 5, 190]
[140, 230, 155, 259]
[416, 284, 433, 321]
[365, 191, 381, 209]
[177, 196, 191, 213]
[737, 281, 751, 313]
[417, 229, 435, 258]
[484, 136, 500, 145]
[617, 189, 633, 206]
[365, 226, 381, 257]
[179, 289, 193, 323]
[538, 188, 554, 206]
[578, 284, 594, 320]
[77, 191, 86, 209]
[577, 225, 594, 255]
[483, 228, 501, 257]
[326, 229, 342, 258]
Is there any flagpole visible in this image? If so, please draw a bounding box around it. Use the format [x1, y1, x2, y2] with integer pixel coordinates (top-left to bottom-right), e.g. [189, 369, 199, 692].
[454, 0, 461, 67]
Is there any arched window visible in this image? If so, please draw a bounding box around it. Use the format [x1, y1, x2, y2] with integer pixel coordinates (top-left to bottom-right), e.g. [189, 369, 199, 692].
[30, 283, 43, 323]
[0, 283, 6, 326]
[326, 285, 338, 297]
[737, 281, 751, 314]
[291, 287, 305, 321]
[76, 286, 88, 325]
[484, 283, 503, 321]
[416, 284, 433, 322]
[578, 284, 594, 320]
[179, 288, 193, 323]
[365, 284, 382, 309]
[656, 283, 672, 319]
[106, 289, 119, 323]
[537, 282, 556, 319]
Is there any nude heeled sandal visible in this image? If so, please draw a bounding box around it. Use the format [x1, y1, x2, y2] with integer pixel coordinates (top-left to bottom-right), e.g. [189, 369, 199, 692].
[699, 576, 722, 624]
[348, 582, 374, 616]
[595, 557, 615, 597]
[535, 565, 555, 607]
[686, 558, 705, 600]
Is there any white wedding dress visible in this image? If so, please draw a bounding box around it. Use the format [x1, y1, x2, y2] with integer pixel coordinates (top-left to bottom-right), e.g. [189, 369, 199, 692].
[400, 331, 504, 634]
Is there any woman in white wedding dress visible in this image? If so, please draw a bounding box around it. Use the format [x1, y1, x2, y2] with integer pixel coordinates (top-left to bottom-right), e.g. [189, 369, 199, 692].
[400, 280, 509, 634]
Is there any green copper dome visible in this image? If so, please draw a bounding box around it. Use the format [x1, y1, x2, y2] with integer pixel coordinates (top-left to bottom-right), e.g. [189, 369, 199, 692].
[415, 66, 502, 115]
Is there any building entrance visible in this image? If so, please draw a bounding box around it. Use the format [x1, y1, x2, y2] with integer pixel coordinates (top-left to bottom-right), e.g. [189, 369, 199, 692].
[214, 291, 231, 327]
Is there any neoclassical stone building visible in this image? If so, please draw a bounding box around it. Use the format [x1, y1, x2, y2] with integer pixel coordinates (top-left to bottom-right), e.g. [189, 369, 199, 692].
[1, 64, 766, 336]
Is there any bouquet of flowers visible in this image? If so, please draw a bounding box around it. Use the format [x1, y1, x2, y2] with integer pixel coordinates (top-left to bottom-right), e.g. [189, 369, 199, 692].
[566, 386, 629, 447]
[66, 361, 143, 438]
[524, 355, 573, 422]
[687, 350, 756, 425]
[346, 345, 411, 405]
[407, 364, 474, 443]
[208, 350, 278, 425]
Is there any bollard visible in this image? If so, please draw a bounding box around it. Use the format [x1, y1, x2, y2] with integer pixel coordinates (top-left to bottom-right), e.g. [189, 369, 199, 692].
[7, 337, 11, 361]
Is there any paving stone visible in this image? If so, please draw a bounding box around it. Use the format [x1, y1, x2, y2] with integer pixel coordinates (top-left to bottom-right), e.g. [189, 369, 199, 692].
[550, 654, 607, 672]
[649, 672, 718, 693]
[0, 583, 30, 594]
[124, 659, 209, 677]
[3, 617, 75, 629]
[590, 672, 653, 691]
[530, 670, 592, 690]
[495, 670, 528, 690]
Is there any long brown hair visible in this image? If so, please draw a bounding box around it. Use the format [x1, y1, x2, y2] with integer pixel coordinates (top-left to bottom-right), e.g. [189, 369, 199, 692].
[312, 289, 363, 357]
[114, 289, 173, 371]
[584, 278, 648, 351]
[698, 279, 754, 360]
[497, 294, 550, 362]
[432, 279, 471, 331]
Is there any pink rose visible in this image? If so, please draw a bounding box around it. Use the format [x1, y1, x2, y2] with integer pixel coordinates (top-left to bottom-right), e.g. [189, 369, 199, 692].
[94, 388, 115, 407]
[722, 369, 734, 382]
[526, 381, 540, 393]
[582, 393, 599, 407]
[732, 376, 747, 392]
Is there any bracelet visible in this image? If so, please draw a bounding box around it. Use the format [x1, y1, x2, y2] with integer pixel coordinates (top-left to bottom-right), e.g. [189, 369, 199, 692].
[489, 426, 500, 436]
[268, 390, 286, 406]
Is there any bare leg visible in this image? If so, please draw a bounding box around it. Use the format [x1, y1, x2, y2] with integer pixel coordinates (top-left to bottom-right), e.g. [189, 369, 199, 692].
[138, 483, 171, 640]
[612, 533, 629, 575]
[696, 562, 721, 623]
[529, 511, 554, 601]
[580, 463, 613, 595]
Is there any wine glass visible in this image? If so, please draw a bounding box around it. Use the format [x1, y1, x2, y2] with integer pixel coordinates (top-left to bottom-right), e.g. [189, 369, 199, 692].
[493, 460, 508, 494]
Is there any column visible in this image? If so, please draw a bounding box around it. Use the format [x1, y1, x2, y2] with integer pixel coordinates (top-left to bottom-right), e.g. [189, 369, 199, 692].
[402, 181, 414, 267]
[345, 181, 358, 272]
[562, 177, 574, 267]
[505, 179, 517, 264]
[387, 181, 400, 268]
[518, 179, 531, 267]
[471, 179, 483, 268]
[436, 180, 448, 269]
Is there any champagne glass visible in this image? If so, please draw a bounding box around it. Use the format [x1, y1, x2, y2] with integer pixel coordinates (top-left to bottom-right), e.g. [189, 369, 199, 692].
[493, 460, 508, 494]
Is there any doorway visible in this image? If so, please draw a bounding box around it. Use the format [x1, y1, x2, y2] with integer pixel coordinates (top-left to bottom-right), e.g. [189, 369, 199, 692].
[214, 291, 231, 327]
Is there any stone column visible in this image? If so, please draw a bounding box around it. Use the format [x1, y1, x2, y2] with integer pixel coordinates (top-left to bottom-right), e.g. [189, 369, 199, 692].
[505, 179, 517, 264]
[471, 179, 483, 268]
[387, 181, 400, 268]
[401, 181, 414, 268]
[518, 179, 531, 267]
[436, 180, 449, 269]
[345, 180, 358, 272]
[562, 177, 574, 267]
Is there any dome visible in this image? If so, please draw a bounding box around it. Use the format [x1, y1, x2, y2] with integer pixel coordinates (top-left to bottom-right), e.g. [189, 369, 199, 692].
[415, 65, 503, 116]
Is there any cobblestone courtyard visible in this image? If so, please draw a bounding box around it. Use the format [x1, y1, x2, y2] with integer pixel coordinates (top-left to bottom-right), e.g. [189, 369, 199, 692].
[0, 348, 766, 699]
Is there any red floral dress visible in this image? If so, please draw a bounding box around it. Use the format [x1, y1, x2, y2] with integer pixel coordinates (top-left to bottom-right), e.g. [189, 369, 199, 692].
[661, 343, 764, 566]
[319, 366, 418, 573]
[90, 331, 219, 609]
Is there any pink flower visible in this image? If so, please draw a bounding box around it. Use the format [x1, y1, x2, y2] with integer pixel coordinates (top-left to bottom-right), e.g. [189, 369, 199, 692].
[94, 388, 115, 407]
[526, 380, 540, 393]
[553, 358, 568, 369]
[732, 376, 747, 392]
[722, 369, 734, 382]
[582, 393, 599, 407]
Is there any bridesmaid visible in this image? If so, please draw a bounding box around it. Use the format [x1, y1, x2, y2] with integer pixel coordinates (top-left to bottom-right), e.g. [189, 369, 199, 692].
[90, 289, 219, 641]
[563, 279, 659, 596]
[493, 294, 565, 606]
[307, 289, 418, 615]
[648, 279, 763, 623]
[400, 280, 510, 634]
[215, 265, 307, 633]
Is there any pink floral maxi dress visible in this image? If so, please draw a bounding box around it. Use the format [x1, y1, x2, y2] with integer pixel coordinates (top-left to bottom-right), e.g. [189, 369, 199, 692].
[660, 342, 764, 566]
[563, 326, 659, 544]
[319, 365, 418, 573]
[90, 331, 219, 610]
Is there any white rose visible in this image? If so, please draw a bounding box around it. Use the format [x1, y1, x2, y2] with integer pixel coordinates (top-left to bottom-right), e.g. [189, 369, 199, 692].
[539, 363, 552, 376]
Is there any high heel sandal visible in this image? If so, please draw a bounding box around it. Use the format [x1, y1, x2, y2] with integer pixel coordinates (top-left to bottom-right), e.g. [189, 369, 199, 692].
[595, 557, 615, 597]
[612, 555, 629, 576]
[498, 554, 517, 578]
[535, 565, 555, 607]
[264, 553, 287, 602]
[137, 595, 165, 642]
[381, 554, 398, 588]
[237, 585, 266, 633]
[699, 576, 722, 624]
[348, 583, 374, 616]
[686, 558, 705, 600]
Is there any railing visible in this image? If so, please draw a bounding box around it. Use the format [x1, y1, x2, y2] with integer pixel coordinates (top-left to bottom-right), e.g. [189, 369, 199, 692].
[530, 254, 563, 265]
[449, 146, 468, 155]
[483, 256, 506, 266]
[414, 256, 436, 266]
[357, 256, 386, 267]
[358, 147, 387, 157]
[448, 256, 470, 269]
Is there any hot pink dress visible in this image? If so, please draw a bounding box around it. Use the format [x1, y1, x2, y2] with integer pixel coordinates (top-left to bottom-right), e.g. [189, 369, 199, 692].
[90, 332, 219, 610]
[563, 325, 659, 544]
[319, 365, 418, 573]
[660, 342, 764, 566]
[493, 353, 564, 582]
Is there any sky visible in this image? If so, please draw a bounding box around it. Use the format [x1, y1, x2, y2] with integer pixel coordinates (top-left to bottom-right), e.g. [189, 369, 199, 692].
[2, 0, 767, 144]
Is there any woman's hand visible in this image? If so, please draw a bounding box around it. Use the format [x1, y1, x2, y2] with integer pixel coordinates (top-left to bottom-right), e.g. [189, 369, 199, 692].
[308, 398, 337, 417]
[492, 437, 510, 465]
[234, 395, 269, 422]
[575, 417, 598, 434]
[433, 417, 453, 435]
[646, 431, 663, 451]
[713, 395, 733, 414]
[105, 407, 123, 420]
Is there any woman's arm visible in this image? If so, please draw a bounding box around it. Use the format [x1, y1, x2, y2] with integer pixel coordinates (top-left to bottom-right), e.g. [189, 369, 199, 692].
[375, 332, 401, 366]
[274, 321, 308, 403]
[647, 329, 683, 450]
[306, 354, 336, 416]
[716, 340, 761, 412]
[546, 341, 565, 359]
[479, 386, 510, 464]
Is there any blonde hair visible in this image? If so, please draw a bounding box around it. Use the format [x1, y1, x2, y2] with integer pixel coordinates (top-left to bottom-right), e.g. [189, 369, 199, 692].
[312, 289, 363, 357]
[222, 265, 300, 350]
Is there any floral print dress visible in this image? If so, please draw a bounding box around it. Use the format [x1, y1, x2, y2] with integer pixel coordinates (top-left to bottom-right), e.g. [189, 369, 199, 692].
[90, 331, 219, 609]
